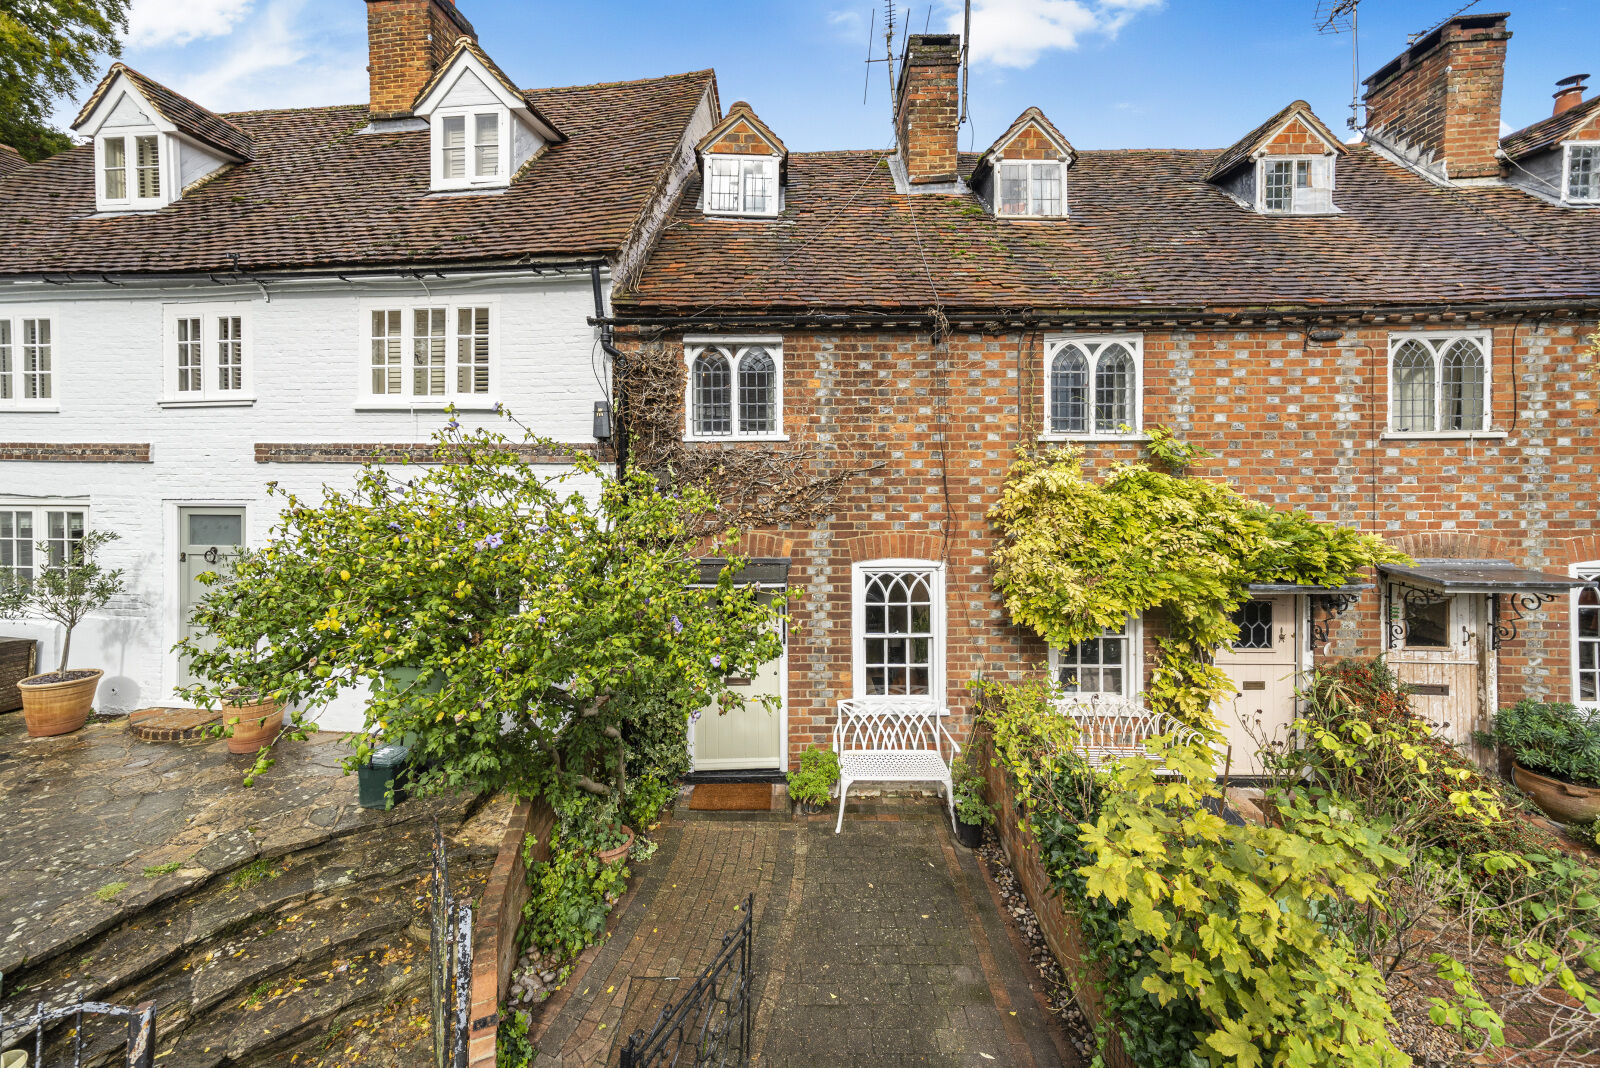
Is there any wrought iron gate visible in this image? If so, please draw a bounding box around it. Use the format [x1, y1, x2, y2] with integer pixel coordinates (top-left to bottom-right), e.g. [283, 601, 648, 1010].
[0, 999, 156, 1067]
[430, 818, 473, 1068]
[619, 893, 755, 1068]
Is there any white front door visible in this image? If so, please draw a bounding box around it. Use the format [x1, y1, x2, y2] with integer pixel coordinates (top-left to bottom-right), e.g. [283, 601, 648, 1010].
[1214, 595, 1302, 775]
[1387, 584, 1485, 756]
[177, 507, 246, 689]
[692, 591, 784, 770]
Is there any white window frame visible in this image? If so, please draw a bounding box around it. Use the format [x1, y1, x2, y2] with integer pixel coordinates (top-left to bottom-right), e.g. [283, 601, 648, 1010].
[1572, 564, 1600, 709]
[1048, 616, 1142, 699]
[160, 302, 254, 406]
[356, 300, 501, 409]
[852, 559, 947, 701]
[95, 130, 170, 212]
[430, 105, 511, 192]
[683, 335, 786, 441]
[0, 308, 60, 412]
[1256, 155, 1335, 215]
[0, 499, 89, 585]
[1385, 330, 1497, 438]
[995, 159, 1065, 217]
[701, 154, 781, 217]
[1040, 333, 1145, 441]
[1562, 143, 1600, 205]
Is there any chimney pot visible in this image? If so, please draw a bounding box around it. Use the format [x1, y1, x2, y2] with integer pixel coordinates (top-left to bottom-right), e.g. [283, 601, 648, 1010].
[1553, 74, 1590, 117]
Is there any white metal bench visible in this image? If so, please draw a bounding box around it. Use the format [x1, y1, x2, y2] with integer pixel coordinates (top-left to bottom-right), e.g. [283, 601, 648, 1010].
[833, 697, 959, 834]
[1057, 694, 1210, 775]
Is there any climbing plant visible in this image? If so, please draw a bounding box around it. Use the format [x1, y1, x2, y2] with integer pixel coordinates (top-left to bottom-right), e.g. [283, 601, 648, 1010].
[987, 430, 1406, 725]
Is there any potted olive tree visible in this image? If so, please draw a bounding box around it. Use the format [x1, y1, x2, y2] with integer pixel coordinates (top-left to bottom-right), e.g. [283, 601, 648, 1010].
[1, 529, 124, 737]
[1491, 699, 1600, 824]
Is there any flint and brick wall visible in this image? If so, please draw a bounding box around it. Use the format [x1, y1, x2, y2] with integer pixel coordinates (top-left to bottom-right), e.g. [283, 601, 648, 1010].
[620, 316, 1600, 769]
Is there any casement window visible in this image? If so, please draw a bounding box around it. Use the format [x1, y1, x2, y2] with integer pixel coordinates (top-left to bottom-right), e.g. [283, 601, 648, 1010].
[703, 156, 780, 216]
[0, 313, 55, 409]
[0, 504, 86, 583]
[97, 132, 164, 210]
[1388, 332, 1492, 435]
[1565, 145, 1599, 204]
[684, 339, 783, 440]
[432, 108, 509, 190]
[997, 161, 1064, 217]
[1050, 619, 1138, 698]
[1574, 567, 1600, 706]
[1258, 156, 1333, 214]
[854, 562, 945, 699]
[1044, 335, 1141, 438]
[163, 304, 251, 404]
[362, 304, 496, 406]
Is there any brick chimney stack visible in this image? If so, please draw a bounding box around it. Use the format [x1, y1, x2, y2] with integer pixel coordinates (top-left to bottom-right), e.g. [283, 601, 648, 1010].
[366, 0, 477, 121]
[895, 34, 962, 186]
[1361, 12, 1511, 181]
[1553, 75, 1590, 117]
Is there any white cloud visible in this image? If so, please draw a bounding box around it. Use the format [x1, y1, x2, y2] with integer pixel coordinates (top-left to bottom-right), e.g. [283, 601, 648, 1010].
[943, 0, 1163, 68]
[127, 0, 255, 48]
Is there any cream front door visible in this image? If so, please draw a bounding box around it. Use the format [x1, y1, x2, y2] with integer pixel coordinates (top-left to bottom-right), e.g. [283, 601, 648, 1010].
[1214, 595, 1302, 775]
[692, 597, 784, 771]
[1387, 584, 1485, 756]
[177, 507, 246, 689]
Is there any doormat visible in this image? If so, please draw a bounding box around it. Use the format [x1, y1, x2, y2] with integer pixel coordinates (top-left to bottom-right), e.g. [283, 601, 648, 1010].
[688, 783, 774, 811]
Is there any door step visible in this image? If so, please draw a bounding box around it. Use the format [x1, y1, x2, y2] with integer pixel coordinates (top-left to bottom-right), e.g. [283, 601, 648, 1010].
[684, 769, 786, 784]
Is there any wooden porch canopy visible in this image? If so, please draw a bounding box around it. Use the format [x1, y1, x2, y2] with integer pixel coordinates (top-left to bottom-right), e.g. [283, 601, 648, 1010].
[1378, 559, 1593, 650]
[693, 557, 791, 586]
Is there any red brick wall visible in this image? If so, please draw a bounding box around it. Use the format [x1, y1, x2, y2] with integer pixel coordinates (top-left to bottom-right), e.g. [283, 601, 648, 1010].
[895, 35, 961, 185]
[1363, 15, 1509, 180]
[1000, 123, 1060, 161]
[619, 317, 1598, 767]
[1264, 118, 1331, 155]
[366, 0, 473, 120]
[467, 798, 554, 1068]
[705, 117, 777, 156]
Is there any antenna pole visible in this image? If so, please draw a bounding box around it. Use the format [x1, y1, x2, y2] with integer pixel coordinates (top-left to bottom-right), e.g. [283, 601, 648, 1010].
[960, 0, 972, 127]
[863, 6, 876, 105]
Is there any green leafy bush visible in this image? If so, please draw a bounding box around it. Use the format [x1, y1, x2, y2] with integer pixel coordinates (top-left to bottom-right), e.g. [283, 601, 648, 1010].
[786, 746, 838, 807]
[1490, 699, 1600, 788]
[522, 838, 628, 960]
[951, 750, 995, 826]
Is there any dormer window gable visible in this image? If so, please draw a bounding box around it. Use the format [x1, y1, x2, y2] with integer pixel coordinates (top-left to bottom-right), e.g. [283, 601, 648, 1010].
[71, 65, 253, 214]
[972, 108, 1075, 218]
[1206, 102, 1346, 216]
[411, 38, 564, 194]
[1499, 80, 1600, 207]
[697, 102, 787, 217]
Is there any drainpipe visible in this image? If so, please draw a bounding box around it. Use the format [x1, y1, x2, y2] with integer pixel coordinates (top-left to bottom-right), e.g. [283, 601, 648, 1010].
[592, 265, 628, 480]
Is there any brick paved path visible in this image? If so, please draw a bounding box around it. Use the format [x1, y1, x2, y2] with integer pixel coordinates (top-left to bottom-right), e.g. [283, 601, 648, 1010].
[532, 804, 1067, 1067]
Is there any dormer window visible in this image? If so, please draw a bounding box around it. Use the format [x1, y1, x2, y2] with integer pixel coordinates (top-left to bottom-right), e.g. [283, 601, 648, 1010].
[435, 109, 506, 187]
[705, 156, 778, 215]
[1566, 145, 1598, 203]
[1259, 157, 1333, 214]
[998, 161, 1063, 216]
[101, 133, 161, 203]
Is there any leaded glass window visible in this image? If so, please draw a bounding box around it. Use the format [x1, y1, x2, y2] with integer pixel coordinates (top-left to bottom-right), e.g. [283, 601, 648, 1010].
[737, 347, 775, 433]
[862, 570, 935, 696]
[1578, 581, 1600, 704]
[1053, 621, 1131, 696]
[704, 157, 780, 215]
[1045, 337, 1139, 436]
[997, 161, 1064, 216]
[1231, 600, 1274, 650]
[1259, 156, 1333, 213]
[1441, 338, 1485, 431]
[1048, 346, 1089, 434]
[1389, 334, 1490, 434]
[1568, 145, 1598, 203]
[687, 343, 781, 437]
[691, 351, 732, 435]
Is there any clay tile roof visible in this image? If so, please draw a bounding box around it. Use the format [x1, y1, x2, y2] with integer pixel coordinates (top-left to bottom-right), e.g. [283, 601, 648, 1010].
[1500, 95, 1600, 160]
[0, 144, 24, 178]
[615, 145, 1600, 317]
[972, 107, 1075, 181]
[410, 36, 566, 142]
[0, 69, 715, 276]
[696, 101, 786, 156]
[74, 64, 256, 161]
[1205, 101, 1346, 182]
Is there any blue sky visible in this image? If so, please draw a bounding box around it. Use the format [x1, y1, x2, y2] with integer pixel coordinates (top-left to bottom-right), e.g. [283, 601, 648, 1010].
[74, 1, 1595, 151]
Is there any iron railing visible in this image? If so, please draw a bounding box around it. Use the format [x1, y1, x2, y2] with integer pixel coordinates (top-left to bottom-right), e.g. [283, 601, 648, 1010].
[0, 999, 155, 1068]
[430, 818, 474, 1068]
[619, 892, 754, 1068]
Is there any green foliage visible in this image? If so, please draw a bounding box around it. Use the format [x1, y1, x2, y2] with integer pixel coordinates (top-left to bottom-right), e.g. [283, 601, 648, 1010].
[987, 444, 1403, 726]
[0, 0, 129, 160]
[785, 746, 838, 807]
[624, 772, 678, 833]
[951, 749, 995, 826]
[1489, 699, 1600, 788]
[228, 858, 279, 890]
[496, 1005, 535, 1067]
[93, 881, 128, 902]
[0, 529, 126, 677]
[141, 862, 181, 878]
[1426, 954, 1507, 1047]
[522, 839, 628, 960]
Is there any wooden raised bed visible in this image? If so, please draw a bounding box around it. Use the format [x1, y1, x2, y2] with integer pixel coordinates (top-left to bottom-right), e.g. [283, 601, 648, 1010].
[0, 637, 38, 714]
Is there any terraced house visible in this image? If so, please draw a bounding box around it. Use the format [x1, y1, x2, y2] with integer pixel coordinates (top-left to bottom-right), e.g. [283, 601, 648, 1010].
[609, 14, 1600, 778]
[0, 0, 716, 727]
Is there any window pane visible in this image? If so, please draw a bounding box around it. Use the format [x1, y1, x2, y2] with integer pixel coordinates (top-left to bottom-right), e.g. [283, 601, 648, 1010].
[217, 316, 243, 391]
[1231, 600, 1274, 649]
[706, 159, 740, 212]
[22, 319, 50, 400]
[999, 163, 1027, 215]
[1569, 146, 1597, 201]
[1263, 160, 1293, 212]
[1397, 588, 1450, 649]
[1391, 340, 1436, 432]
[456, 307, 491, 394]
[188, 513, 243, 545]
[474, 113, 499, 177]
[691, 350, 732, 435]
[176, 316, 203, 392]
[1031, 163, 1062, 215]
[135, 135, 160, 198]
[741, 160, 771, 213]
[736, 346, 775, 433]
[1441, 338, 1486, 431]
[1, 320, 12, 400]
[1054, 624, 1130, 695]
[1049, 345, 1089, 434]
[371, 310, 402, 394]
[863, 569, 937, 696]
[441, 116, 466, 179]
[413, 308, 447, 395]
[1093, 344, 1134, 433]
[104, 137, 126, 199]
[45, 511, 86, 567]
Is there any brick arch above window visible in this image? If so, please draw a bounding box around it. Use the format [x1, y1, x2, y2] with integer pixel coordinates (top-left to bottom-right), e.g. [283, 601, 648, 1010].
[838, 532, 944, 565]
[1385, 530, 1517, 562]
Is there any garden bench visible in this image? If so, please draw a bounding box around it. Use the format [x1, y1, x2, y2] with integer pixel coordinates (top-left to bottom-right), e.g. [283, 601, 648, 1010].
[1057, 694, 1211, 775]
[833, 697, 959, 834]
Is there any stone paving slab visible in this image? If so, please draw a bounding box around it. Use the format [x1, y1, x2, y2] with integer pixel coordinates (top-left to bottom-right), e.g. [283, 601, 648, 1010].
[530, 803, 1066, 1067]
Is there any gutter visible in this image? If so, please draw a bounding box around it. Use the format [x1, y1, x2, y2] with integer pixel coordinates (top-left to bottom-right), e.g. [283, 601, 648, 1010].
[0, 258, 612, 288]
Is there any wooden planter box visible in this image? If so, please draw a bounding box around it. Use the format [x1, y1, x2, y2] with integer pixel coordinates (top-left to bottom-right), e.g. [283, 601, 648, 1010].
[0, 638, 39, 714]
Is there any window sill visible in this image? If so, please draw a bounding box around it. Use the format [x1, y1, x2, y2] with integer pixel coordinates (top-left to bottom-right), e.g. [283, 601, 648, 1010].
[701, 209, 782, 219]
[0, 403, 61, 413]
[425, 185, 509, 197]
[354, 399, 503, 412]
[158, 397, 257, 409]
[682, 434, 791, 444]
[1038, 434, 1150, 443]
[1381, 431, 1508, 442]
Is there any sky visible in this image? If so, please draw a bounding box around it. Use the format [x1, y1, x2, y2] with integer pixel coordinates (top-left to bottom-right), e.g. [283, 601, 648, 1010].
[62, 0, 1597, 152]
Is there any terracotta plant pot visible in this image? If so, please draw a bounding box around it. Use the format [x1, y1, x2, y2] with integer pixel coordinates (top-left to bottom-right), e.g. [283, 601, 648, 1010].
[225, 699, 285, 755]
[17, 668, 102, 737]
[596, 825, 635, 866]
[1512, 761, 1600, 824]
